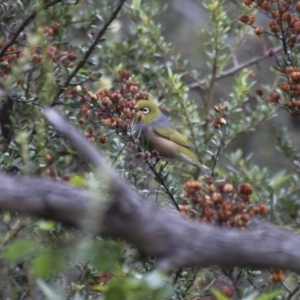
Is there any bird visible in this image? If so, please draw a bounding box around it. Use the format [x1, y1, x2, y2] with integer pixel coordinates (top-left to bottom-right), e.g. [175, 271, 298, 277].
[133, 100, 206, 172]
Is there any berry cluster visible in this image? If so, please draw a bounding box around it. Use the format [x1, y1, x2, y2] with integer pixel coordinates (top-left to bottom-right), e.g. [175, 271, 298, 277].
[269, 267, 285, 282]
[134, 149, 159, 161]
[43, 154, 71, 182]
[241, 0, 300, 117]
[0, 23, 77, 81]
[241, 0, 300, 41]
[279, 66, 300, 116]
[0, 43, 22, 79]
[213, 102, 227, 129]
[45, 167, 70, 182]
[43, 21, 61, 36]
[182, 180, 268, 228]
[78, 70, 148, 144]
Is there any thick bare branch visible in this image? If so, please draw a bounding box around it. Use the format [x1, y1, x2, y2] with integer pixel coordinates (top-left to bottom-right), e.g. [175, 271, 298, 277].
[0, 108, 296, 273]
[0, 173, 300, 273]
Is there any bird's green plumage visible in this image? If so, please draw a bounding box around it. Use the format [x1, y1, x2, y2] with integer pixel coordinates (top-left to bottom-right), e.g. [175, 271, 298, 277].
[134, 100, 202, 169]
[153, 127, 191, 149]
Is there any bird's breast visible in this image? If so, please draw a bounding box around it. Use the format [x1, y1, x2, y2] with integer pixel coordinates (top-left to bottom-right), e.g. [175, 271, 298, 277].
[141, 128, 179, 158]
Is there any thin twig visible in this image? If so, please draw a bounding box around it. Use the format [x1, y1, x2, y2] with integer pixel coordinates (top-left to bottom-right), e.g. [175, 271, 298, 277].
[286, 285, 300, 300]
[268, 267, 297, 298]
[50, 0, 127, 106]
[246, 274, 264, 293]
[204, 59, 217, 145]
[183, 267, 200, 295]
[189, 46, 282, 89]
[280, 277, 291, 293]
[211, 116, 227, 173]
[128, 135, 180, 211]
[0, 0, 62, 58]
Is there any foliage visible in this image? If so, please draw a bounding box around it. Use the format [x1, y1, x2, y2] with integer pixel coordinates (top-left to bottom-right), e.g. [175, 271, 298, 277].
[0, 0, 300, 299]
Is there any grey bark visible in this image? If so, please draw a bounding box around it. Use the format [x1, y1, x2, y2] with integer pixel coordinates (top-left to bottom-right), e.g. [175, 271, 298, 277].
[0, 108, 298, 273]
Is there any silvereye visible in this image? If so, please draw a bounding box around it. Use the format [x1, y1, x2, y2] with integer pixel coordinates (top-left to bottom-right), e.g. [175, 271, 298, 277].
[133, 100, 202, 169]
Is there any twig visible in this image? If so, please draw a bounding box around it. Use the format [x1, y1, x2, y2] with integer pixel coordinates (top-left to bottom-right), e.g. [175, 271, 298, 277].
[274, 266, 300, 299]
[0, 50, 22, 56]
[0, 219, 25, 248]
[246, 274, 264, 293]
[203, 10, 222, 146]
[128, 135, 180, 210]
[50, 0, 127, 106]
[183, 267, 200, 295]
[211, 121, 227, 173]
[286, 285, 300, 300]
[189, 46, 282, 89]
[0, 0, 62, 58]
[0, 110, 300, 273]
[279, 277, 292, 293]
[226, 106, 277, 145]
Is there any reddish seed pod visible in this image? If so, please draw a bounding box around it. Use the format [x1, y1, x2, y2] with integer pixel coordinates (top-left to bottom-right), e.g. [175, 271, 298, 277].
[129, 85, 139, 93]
[99, 136, 108, 144]
[51, 21, 61, 30]
[282, 12, 291, 23]
[255, 27, 264, 36]
[256, 88, 263, 96]
[269, 90, 280, 101]
[261, 1, 270, 11]
[63, 174, 70, 181]
[240, 15, 250, 23]
[268, 49, 275, 57]
[279, 83, 291, 92]
[144, 151, 151, 159]
[79, 118, 86, 124]
[249, 16, 255, 25]
[151, 150, 159, 158]
[223, 183, 233, 193]
[243, 0, 253, 6]
[135, 152, 144, 159]
[68, 52, 77, 61]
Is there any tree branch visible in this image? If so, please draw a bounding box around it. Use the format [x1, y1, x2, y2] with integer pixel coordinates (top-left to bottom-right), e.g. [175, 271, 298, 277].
[189, 46, 282, 89]
[1, 172, 300, 273]
[0, 0, 62, 58]
[50, 0, 127, 106]
[0, 107, 298, 273]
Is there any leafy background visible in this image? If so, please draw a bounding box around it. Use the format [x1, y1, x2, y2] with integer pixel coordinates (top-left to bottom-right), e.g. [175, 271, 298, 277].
[0, 0, 300, 299]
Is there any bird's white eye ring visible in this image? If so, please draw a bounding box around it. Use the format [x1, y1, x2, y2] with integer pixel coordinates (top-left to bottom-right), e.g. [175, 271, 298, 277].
[142, 107, 150, 114]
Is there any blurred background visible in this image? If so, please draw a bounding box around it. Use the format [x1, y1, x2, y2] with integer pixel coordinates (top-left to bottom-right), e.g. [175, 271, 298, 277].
[156, 0, 299, 174]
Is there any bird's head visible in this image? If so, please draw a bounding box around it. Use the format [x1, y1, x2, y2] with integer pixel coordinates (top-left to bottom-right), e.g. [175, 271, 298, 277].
[135, 100, 162, 124]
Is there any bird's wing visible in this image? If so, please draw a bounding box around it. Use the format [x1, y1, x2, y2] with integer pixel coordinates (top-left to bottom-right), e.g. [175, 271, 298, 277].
[153, 127, 191, 149]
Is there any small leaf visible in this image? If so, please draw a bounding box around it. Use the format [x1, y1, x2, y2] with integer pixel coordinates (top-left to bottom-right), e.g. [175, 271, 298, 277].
[37, 280, 64, 300]
[255, 290, 283, 300]
[32, 249, 66, 277]
[210, 287, 230, 300]
[2, 238, 37, 262]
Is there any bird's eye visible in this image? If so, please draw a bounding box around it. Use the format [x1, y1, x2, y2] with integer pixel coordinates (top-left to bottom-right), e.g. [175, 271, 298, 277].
[142, 107, 150, 114]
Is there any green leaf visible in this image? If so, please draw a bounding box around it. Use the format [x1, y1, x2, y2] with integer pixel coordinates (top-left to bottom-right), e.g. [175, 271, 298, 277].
[2, 238, 37, 262]
[80, 239, 122, 272]
[210, 287, 230, 300]
[32, 249, 66, 277]
[131, 0, 141, 10]
[104, 279, 126, 300]
[36, 220, 57, 231]
[255, 290, 283, 300]
[269, 171, 290, 188]
[37, 279, 64, 300]
[69, 174, 87, 187]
